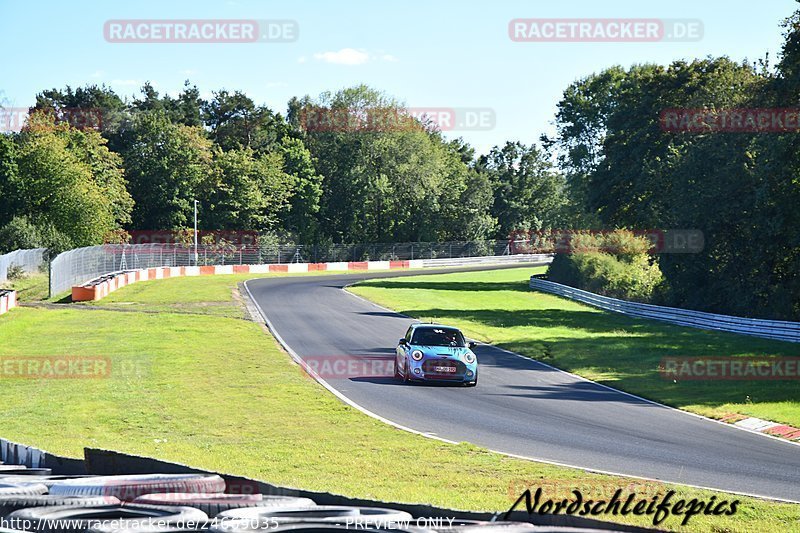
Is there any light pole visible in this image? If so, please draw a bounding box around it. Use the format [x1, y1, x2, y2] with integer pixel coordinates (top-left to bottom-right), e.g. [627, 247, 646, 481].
[193, 200, 199, 266]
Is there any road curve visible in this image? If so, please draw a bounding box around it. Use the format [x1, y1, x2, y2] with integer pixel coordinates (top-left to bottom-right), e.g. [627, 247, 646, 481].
[245, 266, 800, 502]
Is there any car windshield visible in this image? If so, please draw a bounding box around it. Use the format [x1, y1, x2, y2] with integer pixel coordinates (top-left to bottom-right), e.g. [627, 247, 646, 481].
[411, 328, 466, 347]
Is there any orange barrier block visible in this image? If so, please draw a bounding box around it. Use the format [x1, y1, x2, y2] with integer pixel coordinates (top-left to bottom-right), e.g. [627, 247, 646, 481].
[72, 285, 100, 302]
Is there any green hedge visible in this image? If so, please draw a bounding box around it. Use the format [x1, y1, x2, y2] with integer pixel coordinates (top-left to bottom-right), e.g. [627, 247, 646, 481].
[546, 231, 663, 302]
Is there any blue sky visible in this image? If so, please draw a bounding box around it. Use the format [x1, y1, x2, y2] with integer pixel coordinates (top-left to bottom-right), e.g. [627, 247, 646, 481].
[0, 0, 794, 154]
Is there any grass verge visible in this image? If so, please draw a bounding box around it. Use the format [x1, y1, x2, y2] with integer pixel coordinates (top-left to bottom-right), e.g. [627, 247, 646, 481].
[0, 272, 796, 532]
[2, 272, 49, 302]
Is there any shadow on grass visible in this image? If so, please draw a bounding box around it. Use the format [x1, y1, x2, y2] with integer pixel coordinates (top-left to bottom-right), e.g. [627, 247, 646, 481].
[358, 280, 533, 293]
[403, 308, 678, 337]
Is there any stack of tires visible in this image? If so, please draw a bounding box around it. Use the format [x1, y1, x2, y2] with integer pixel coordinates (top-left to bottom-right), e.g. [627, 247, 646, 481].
[0, 472, 599, 533]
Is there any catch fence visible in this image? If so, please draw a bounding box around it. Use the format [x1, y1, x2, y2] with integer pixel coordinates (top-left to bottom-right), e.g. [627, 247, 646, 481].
[49, 240, 524, 296]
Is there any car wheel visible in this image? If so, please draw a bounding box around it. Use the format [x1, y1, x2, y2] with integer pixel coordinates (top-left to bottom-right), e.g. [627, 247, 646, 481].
[394, 358, 401, 380]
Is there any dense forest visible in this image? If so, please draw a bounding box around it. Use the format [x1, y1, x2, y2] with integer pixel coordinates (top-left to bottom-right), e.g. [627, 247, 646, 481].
[0, 84, 565, 250]
[3, 11, 800, 320]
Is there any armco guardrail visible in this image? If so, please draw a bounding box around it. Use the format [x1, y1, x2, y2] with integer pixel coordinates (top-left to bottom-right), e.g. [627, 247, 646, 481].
[529, 277, 800, 343]
[72, 255, 554, 302]
[0, 247, 46, 282]
[50, 241, 546, 297]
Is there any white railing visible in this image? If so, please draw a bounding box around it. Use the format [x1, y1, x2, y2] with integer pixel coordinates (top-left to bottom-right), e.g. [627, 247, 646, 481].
[48, 241, 554, 298]
[529, 277, 800, 343]
[422, 254, 553, 268]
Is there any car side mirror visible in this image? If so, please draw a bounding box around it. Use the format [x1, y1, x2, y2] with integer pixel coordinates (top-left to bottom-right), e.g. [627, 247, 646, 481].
[399, 338, 408, 345]
[467, 341, 477, 349]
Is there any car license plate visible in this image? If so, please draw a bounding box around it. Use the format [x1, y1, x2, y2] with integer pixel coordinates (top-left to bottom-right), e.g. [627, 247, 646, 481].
[434, 366, 456, 373]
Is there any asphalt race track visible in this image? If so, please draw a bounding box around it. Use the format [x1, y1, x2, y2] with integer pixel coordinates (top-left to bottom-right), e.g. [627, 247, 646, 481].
[245, 265, 800, 502]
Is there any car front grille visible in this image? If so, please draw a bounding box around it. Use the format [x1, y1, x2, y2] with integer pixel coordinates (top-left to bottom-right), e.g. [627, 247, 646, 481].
[422, 359, 467, 379]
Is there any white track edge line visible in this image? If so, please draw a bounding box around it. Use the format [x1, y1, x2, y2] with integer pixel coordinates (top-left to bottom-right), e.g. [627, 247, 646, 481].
[346, 278, 800, 451]
[244, 277, 800, 504]
[243, 279, 458, 445]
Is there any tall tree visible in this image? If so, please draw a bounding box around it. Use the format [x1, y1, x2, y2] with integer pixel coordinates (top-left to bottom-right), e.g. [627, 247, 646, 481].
[202, 148, 294, 231]
[12, 113, 125, 247]
[122, 111, 213, 229]
[202, 90, 284, 153]
[279, 136, 323, 242]
[481, 141, 566, 238]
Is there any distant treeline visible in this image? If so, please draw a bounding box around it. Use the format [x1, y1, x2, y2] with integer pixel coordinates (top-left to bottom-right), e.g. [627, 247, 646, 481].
[2, 10, 800, 319]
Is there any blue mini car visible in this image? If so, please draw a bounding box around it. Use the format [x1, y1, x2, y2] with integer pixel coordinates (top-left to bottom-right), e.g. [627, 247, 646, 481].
[395, 323, 478, 386]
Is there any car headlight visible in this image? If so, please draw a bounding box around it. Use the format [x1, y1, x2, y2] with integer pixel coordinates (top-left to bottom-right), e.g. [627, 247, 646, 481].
[411, 350, 424, 361]
[464, 352, 476, 364]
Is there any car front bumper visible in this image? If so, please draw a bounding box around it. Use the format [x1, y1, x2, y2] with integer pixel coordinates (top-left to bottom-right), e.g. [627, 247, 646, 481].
[407, 357, 477, 383]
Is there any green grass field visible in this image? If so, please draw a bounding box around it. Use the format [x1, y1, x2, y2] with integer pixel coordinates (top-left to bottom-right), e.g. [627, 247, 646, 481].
[350, 267, 800, 427]
[2, 272, 49, 302]
[0, 271, 798, 532]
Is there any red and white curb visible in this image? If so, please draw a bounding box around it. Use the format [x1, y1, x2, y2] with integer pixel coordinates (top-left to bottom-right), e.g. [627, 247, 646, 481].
[70, 260, 427, 302]
[0, 290, 18, 315]
[720, 413, 800, 441]
[69, 254, 554, 303]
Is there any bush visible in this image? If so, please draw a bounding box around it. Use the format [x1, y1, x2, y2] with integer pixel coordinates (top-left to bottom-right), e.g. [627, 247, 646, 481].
[6, 264, 25, 280]
[0, 216, 42, 253]
[547, 230, 663, 302]
[0, 216, 74, 256]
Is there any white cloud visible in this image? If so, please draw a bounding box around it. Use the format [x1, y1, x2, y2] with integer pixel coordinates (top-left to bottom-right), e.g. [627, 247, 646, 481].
[90, 70, 105, 78]
[313, 48, 370, 66]
[306, 49, 399, 66]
